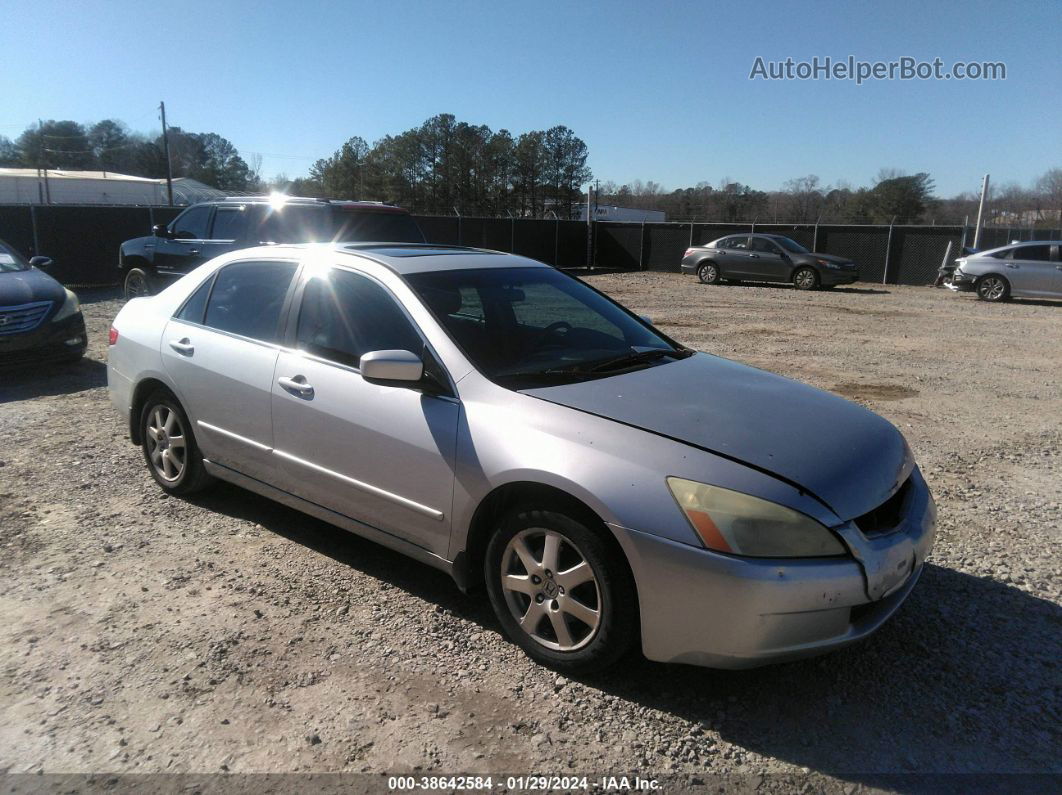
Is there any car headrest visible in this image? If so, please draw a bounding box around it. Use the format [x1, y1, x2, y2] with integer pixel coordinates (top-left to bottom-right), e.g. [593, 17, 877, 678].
[422, 286, 462, 317]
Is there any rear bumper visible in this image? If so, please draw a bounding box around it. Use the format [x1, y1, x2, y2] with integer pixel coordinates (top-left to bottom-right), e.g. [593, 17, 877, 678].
[610, 470, 935, 669]
[0, 312, 87, 365]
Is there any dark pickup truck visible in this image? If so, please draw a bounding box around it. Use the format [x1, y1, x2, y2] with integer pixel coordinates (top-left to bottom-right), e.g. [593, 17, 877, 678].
[118, 197, 425, 297]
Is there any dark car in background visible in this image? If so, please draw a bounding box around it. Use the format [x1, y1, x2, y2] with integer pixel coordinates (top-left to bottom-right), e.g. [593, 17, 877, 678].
[118, 197, 426, 298]
[0, 238, 86, 365]
[681, 234, 858, 290]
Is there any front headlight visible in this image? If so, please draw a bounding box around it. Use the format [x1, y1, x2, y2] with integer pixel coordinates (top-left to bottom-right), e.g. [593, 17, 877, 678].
[817, 258, 840, 269]
[52, 289, 81, 322]
[667, 477, 847, 558]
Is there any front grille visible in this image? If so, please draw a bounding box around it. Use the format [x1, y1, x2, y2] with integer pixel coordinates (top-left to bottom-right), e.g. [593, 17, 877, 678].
[854, 476, 912, 537]
[0, 301, 53, 335]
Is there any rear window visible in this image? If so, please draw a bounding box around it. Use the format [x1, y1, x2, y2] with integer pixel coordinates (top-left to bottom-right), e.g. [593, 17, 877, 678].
[254, 205, 424, 245]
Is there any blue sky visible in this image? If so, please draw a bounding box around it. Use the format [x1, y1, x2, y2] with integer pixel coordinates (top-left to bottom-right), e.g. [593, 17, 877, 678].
[2, 0, 1058, 196]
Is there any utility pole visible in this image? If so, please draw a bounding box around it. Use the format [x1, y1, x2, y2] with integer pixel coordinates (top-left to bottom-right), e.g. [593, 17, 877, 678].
[38, 119, 51, 205]
[159, 101, 174, 206]
[972, 173, 990, 250]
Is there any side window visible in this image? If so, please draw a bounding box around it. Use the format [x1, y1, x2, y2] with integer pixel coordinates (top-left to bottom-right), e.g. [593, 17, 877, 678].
[171, 206, 212, 240]
[175, 276, 214, 324]
[203, 260, 298, 343]
[1013, 245, 1051, 262]
[210, 207, 248, 241]
[728, 236, 749, 250]
[296, 269, 422, 368]
[748, 237, 780, 254]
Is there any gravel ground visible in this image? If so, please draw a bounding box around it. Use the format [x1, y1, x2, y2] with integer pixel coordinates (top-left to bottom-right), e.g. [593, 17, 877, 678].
[0, 275, 1059, 789]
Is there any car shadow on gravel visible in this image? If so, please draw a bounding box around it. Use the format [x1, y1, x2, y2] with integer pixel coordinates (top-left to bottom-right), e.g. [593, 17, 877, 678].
[176, 485, 1061, 782]
[585, 563, 1060, 784]
[716, 282, 891, 295]
[186, 482, 490, 621]
[0, 356, 107, 403]
[69, 286, 122, 305]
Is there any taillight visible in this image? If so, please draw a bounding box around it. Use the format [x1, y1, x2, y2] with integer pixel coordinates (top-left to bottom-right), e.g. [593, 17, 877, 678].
[684, 248, 695, 257]
[108, 327, 119, 345]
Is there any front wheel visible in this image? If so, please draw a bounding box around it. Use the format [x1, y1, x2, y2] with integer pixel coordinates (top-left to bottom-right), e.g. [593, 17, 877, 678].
[485, 509, 637, 674]
[975, 274, 1010, 302]
[140, 390, 213, 495]
[124, 267, 154, 299]
[697, 261, 721, 284]
[793, 267, 819, 290]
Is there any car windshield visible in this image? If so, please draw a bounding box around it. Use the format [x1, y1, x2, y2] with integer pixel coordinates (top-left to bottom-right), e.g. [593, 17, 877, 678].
[0, 241, 30, 272]
[775, 237, 809, 254]
[405, 266, 690, 389]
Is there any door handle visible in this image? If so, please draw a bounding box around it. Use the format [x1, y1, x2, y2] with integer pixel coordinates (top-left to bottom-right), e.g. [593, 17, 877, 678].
[747, 253, 760, 258]
[1056, 266, 1062, 271]
[168, 338, 194, 355]
[278, 375, 314, 398]
[188, 248, 200, 255]
[1006, 264, 1018, 269]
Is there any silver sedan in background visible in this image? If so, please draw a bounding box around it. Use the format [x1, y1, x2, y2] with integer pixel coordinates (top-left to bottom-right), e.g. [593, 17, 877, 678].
[108, 243, 934, 673]
[950, 240, 1062, 301]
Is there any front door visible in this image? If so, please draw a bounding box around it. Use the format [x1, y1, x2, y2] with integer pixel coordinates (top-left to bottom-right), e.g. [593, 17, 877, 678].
[154, 205, 215, 280]
[160, 259, 298, 483]
[270, 265, 459, 556]
[745, 236, 789, 281]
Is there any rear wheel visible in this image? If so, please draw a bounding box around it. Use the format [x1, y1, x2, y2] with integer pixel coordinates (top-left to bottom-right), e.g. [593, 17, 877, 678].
[975, 274, 1010, 302]
[124, 267, 154, 299]
[697, 261, 721, 285]
[793, 267, 819, 290]
[139, 390, 213, 495]
[485, 508, 637, 674]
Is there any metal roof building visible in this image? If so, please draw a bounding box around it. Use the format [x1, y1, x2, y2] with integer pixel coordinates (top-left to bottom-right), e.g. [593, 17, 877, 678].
[0, 168, 226, 206]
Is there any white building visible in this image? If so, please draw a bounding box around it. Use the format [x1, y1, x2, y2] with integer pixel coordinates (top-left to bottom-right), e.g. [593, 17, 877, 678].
[574, 204, 666, 223]
[0, 168, 225, 205]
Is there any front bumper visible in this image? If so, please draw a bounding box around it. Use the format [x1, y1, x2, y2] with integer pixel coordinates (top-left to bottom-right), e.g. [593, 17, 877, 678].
[0, 312, 87, 365]
[610, 469, 935, 668]
[947, 269, 977, 292]
[820, 268, 859, 285]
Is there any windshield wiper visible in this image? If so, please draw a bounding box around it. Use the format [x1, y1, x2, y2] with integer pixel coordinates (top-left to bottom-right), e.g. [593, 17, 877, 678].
[585, 348, 683, 373]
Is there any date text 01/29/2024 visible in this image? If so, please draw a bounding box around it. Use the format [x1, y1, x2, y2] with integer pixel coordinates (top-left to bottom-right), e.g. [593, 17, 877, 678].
[387, 775, 660, 791]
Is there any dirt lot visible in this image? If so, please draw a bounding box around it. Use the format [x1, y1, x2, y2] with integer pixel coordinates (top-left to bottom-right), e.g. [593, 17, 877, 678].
[1, 274, 1059, 788]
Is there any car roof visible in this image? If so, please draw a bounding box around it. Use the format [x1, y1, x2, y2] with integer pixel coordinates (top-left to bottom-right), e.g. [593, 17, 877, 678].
[195, 197, 411, 214]
[231, 242, 551, 275]
[973, 240, 1062, 255]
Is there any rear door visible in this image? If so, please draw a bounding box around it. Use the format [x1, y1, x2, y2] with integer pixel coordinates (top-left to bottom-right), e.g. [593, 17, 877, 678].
[716, 235, 751, 276]
[1006, 244, 1056, 296]
[153, 205, 215, 278]
[198, 205, 251, 262]
[270, 265, 459, 556]
[161, 259, 299, 483]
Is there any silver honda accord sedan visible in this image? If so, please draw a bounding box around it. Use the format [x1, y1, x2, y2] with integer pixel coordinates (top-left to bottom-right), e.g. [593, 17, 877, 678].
[107, 243, 936, 673]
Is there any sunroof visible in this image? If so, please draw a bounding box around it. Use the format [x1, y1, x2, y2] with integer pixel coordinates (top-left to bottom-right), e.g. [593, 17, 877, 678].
[345, 244, 489, 258]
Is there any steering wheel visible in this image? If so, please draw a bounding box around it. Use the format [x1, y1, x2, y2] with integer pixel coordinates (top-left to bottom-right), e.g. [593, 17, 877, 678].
[530, 320, 573, 350]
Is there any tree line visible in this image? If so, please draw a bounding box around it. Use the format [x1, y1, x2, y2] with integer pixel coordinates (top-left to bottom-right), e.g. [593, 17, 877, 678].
[284, 113, 592, 219]
[597, 167, 1062, 227]
[0, 119, 260, 192]
[2, 116, 1058, 227]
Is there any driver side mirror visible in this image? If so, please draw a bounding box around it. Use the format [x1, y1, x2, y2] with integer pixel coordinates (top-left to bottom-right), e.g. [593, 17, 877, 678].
[152, 223, 171, 238]
[359, 349, 424, 385]
[29, 256, 53, 271]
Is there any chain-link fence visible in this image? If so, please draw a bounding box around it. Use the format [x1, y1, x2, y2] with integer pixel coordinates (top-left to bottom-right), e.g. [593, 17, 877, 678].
[1, 203, 1058, 286]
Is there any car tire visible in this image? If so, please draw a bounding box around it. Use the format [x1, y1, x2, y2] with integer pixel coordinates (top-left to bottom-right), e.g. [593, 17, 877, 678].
[139, 390, 213, 495]
[124, 267, 154, 299]
[975, 274, 1010, 302]
[485, 508, 638, 674]
[793, 267, 819, 290]
[697, 261, 721, 285]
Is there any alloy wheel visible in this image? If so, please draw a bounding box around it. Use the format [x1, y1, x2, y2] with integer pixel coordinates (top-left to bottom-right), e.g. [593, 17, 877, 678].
[145, 405, 187, 482]
[978, 276, 1006, 301]
[794, 268, 817, 289]
[499, 527, 602, 652]
[125, 271, 149, 299]
[698, 263, 717, 284]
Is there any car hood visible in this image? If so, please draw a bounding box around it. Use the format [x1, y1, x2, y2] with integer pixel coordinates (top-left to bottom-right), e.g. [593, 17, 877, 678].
[524, 353, 911, 521]
[0, 267, 65, 307]
[808, 252, 853, 265]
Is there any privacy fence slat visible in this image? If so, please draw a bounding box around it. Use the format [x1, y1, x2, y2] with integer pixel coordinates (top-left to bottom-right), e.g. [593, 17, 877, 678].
[1, 205, 1057, 287]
